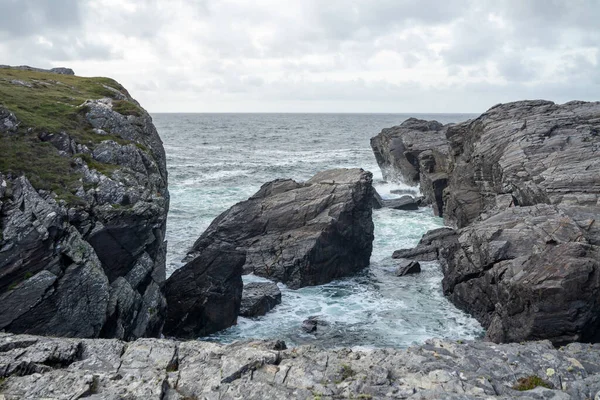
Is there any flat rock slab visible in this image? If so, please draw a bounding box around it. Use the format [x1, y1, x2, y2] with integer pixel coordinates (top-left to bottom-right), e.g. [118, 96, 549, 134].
[2, 333, 600, 399]
[240, 281, 282, 317]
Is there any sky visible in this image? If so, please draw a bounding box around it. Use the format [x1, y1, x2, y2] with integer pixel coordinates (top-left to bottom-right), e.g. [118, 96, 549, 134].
[1, 0, 599, 113]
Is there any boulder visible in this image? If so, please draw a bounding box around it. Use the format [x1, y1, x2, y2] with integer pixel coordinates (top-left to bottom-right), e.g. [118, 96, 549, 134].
[0, 66, 169, 340]
[163, 243, 245, 338]
[380, 101, 600, 345]
[301, 315, 330, 333]
[184, 168, 374, 289]
[240, 282, 282, 318]
[395, 259, 421, 276]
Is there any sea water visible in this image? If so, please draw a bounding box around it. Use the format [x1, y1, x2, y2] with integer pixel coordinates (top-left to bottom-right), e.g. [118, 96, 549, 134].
[154, 113, 484, 348]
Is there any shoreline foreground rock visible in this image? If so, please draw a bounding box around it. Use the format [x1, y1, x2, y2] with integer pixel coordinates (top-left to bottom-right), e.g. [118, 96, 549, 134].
[164, 168, 374, 338]
[0, 66, 169, 340]
[373, 100, 600, 345]
[1, 332, 600, 399]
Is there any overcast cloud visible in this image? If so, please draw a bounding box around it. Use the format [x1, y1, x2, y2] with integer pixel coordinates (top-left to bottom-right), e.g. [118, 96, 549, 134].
[0, 0, 598, 112]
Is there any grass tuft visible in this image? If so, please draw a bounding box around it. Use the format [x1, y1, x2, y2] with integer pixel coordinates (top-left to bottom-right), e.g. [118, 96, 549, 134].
[513, 375, 553, 391]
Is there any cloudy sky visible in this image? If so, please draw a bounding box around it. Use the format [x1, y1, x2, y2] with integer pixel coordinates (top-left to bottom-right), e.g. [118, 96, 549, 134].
[1, 0, 599, 113]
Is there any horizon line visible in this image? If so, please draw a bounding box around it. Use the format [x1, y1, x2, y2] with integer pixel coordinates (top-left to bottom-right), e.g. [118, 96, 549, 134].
[147, 111, 482, 115]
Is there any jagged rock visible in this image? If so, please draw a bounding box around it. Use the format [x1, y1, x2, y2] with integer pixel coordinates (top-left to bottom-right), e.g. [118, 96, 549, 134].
[395, 259, 421, 276]
[441, 205, 600, 345]
[301, 315, 330, 333]
[240, 282, 282, 318]
[0, 67, 169, 340]
[370, 118, 450, 215]
[2, 333, 600, 399]
[379, 101, 600, 345]
[163, 242, 245, 338]
[393, 227, 457, 261]
[183, 168, 374, 289]
[0, 105, 19, 133]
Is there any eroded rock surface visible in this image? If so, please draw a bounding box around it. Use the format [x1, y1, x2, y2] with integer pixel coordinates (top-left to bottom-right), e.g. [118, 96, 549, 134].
[1, 333, 600, 399]
[378, 101, 600, 345]
[0, 66, 169, 340]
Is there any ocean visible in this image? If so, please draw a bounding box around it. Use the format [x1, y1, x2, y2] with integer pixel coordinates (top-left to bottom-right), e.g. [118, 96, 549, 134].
[153, 113, 484, 348]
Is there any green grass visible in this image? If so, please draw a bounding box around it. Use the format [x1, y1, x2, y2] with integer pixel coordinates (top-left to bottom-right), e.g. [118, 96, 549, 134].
[112, 100, 143, 117]
[0, 68, 144, 204]
[513, 375, 553, 391]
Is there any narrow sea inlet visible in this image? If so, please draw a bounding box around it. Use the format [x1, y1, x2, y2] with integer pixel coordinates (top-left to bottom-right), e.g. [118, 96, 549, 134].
[155, 113, 483, 348]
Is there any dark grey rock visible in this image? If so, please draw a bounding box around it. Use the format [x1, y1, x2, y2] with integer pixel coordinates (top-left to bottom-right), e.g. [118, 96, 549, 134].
[2, 333, 600, 399]
[240, 282, 282, 318]
[184, 168, 374, 289]
[381, 194, 419, 210]
[378, 101, 600, 345]
[163, 242, 245, 338]
[0, 76, 169, 340]
[395, 259, 421, 276]
[302, 315, 329, 333]
[370, 117, 450, 215]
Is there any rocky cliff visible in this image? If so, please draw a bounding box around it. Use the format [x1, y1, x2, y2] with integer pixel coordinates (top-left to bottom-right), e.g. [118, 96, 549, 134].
[1, 332, 600, 399]
[373, 101, 600, 344]
[0, 66, 169, 340]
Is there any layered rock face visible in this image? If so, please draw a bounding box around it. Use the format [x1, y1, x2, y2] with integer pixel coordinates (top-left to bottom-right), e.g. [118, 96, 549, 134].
[164, 168, 374, 338]
[370, 118, 450, 216]
[376, 101, 600, 344]
[0, 67, 169, 340]
[2, 332, 600, 399]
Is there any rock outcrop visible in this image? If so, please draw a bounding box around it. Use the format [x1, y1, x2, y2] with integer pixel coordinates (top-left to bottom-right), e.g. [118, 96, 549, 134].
[2, 332, 600, 399]
[0, 66, 169, 340]
[240, 281, 282, 318]
[370, 118, 450, 216]
[377, 101, 600, 345]
[164, 168, 373, 337]
[183, 168, 374, 289]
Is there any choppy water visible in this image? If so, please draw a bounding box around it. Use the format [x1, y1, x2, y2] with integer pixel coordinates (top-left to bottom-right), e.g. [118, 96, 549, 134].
[153, 113, 484, 348]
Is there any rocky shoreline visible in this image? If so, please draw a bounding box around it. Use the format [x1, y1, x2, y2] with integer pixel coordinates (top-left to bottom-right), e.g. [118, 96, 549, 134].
[1, 332, 600, 399]
[2, 66, 600, 399]
[372, 100, 600, 345]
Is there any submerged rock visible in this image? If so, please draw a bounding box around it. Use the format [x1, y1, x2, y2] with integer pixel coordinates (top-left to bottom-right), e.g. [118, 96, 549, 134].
[184, 168, 374, 289]
[378, 101, 600, 345]
[395, 259, 421, 276]
[2, 332, 600, 399]
[240, 282, 282, 318]
[0, 66, 169, 340]
[301, 315, 330, 333]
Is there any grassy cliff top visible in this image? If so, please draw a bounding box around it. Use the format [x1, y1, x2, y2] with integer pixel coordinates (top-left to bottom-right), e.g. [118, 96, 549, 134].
[0, 68, 144, 203]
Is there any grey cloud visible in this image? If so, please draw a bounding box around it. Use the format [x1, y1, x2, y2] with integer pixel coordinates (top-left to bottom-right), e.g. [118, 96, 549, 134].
[0, 0, 82, 38]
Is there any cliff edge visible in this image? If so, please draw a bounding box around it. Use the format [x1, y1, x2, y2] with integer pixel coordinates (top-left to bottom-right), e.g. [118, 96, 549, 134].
[0, 66, 169, 340]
